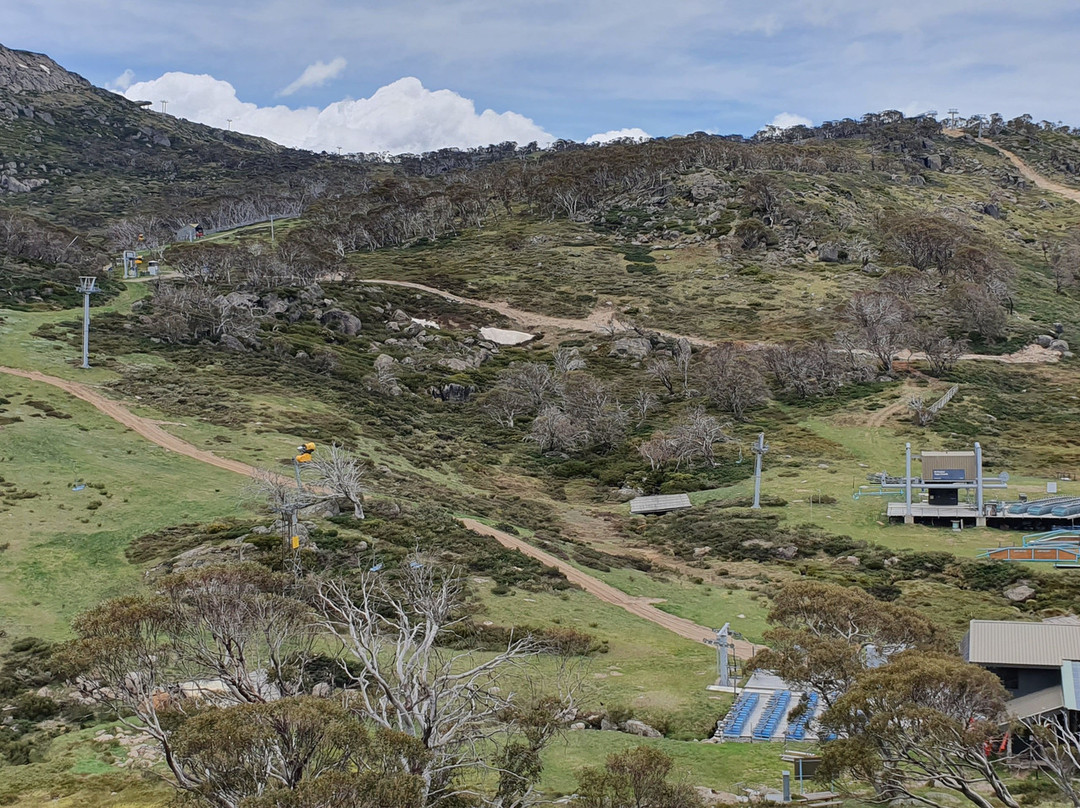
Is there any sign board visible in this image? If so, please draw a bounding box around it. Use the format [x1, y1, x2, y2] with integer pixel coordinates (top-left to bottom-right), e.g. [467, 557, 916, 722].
[1048, 482, 1059, 494]
[932, 468, 966, 481]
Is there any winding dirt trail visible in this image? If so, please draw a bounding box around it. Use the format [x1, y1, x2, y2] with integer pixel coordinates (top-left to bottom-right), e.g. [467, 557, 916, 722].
[943, 128, 1080, 205]
[0, 366, 260, 478]
[355, 278, 715, 347]
[864, 396, 913, 430]
[0, 364, 748, 653]
[461, 518, 759, 658]
[357, 278, 1059, 363]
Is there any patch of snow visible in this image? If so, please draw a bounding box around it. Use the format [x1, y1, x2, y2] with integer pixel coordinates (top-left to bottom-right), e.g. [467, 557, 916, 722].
[39, 64, 51, 74]
[480, 326, 536, 345]
[411, 317, 438, 329]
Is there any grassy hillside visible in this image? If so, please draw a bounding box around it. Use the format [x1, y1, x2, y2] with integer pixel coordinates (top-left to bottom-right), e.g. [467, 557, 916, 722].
[5, 55, 1080, 803]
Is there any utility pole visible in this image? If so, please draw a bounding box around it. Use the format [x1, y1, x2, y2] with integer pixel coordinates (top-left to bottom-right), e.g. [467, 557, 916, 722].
[160, 99, 168, 115]
[226, 118, 232, 131]
[751, 432, 769, 509]
[948, 108, 959, 128]
[715, 623, 733, 688]
[76, 276, 98, 369]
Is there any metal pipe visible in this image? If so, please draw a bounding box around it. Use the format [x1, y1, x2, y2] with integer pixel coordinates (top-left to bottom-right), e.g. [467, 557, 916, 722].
[905, 443, 912, 518]
[752, 433, 765, 510]
[975, 442, 984, 516]
[81, 290, 90, 369]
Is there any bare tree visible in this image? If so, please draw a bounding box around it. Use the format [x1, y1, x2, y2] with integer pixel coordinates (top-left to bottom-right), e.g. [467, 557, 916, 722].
[673, 338, 693, 396]
[946, 283, 1008, 342]
[1051, 232, 1080, 295]
[526, 406, 587, 453]
[500, 362, 559, 409]
[314, 559, 574, 806]
[1018, 714, 1080, 807]
[480, 387, 531, 428]
[552, 346, 587, 376]
[631, 388, 658, 425]
[638, 433, 678, 471]
[910, 329, 968, 376]
[700, 344, 770, 420]
[842, 290, 909, 374]
[645, 358, 676, 395]
[560, 375, 629, 451]
[672, 407, 729, 467]
[309, 442, 368, 519]
[63, 564, 319, 801]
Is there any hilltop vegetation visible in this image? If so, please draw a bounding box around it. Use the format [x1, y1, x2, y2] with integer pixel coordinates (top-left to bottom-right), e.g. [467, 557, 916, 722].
[4, 41, 1080, 807]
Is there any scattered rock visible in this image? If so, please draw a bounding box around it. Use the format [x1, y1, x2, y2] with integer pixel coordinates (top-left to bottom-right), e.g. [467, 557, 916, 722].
[609, 337, 652, 360]
[1005, 585, 1036, 602]
[320, 309, 363, 336]
[570, 722, 587, 731]
[617, 486, 641, 502]
[1036, 334, 1055, 348]
[374, 354, 397, 371]
[311, 682, 332, 698]
[693, 546, 711, 558]
[624, 719, 663, 738]
[429, 383, 475, 402]
[817, 243, 841, 263]
[982, 203, 1002, 219]
[219, 334, 247, 352]
[600, 718, 620, 731]
[1050, 339, 1069, 353]
[838, 555, 860, 566]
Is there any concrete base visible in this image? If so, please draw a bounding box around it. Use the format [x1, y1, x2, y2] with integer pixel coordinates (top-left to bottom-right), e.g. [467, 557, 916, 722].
[976, 517, 987, 527]
[904, 515, 914, 525]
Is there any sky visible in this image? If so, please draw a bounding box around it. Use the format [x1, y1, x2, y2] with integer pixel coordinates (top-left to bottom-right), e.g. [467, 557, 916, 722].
[5, 1, 1080, 155]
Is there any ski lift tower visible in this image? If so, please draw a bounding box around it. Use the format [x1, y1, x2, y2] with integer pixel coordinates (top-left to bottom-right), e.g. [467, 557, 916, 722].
[713, 622, 742, 689]
[751, 432, 769, 509]
[76, 276, 98, 369]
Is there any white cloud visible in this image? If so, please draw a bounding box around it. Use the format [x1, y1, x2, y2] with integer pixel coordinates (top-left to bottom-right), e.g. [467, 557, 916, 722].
[585, 127, 651, 144]
[123, 72, 553, 154]
[279, 56, 347, 96]
[768, 112, 812, 130]
[106, 68, 136, 92]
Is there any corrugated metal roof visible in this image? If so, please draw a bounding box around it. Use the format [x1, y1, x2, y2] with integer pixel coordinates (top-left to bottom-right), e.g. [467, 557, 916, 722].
[629, 494, 692, 515]
[964, 620, 1080, 667]
[1006, 685, 1065, 719]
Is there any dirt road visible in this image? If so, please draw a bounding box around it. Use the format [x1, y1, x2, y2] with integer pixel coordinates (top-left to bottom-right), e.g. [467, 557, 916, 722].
[0, 364, 753, 654]
[356, 278, 715, 347]
[864, 396, 913, 430]
[358, 278, 1058, 364]
[0, 366, 261, 478]
[943, 128, 1080, 205]
[461, 518, 760, 658]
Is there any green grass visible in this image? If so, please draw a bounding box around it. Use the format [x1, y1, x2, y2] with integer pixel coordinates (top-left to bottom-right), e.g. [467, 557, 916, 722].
[0, 379, 247, 640]
[580, 566, 772, 643]
[0, 723, 171, 807]
[476, 587, 727, 740]
[541, 732, 788, 795]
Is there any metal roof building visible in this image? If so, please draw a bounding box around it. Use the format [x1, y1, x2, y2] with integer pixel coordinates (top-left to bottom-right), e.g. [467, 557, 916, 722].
[962, 620, 1080, 668]
[629, 494, 692, 515]
[963, 620, 1080, 720]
